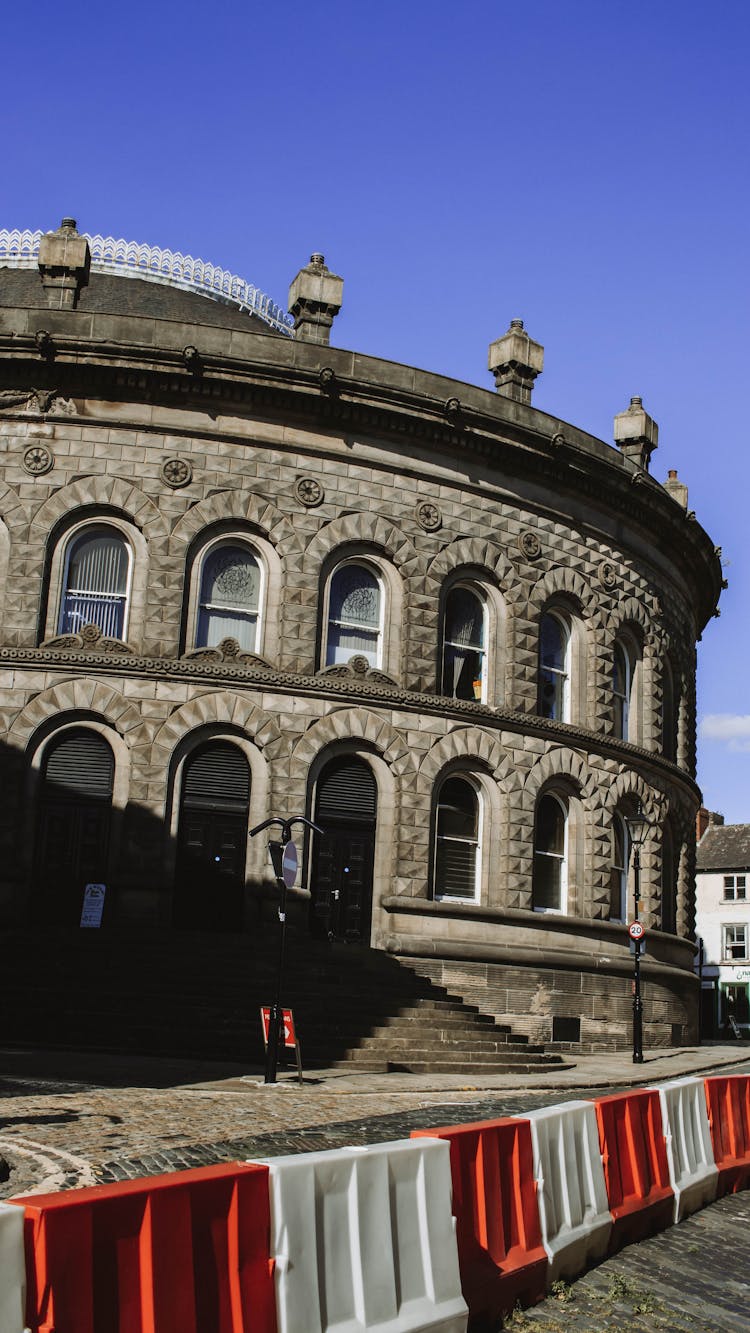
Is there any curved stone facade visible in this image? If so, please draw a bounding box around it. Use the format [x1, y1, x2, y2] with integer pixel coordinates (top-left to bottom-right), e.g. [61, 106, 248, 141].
[0, 226, 721, 1050]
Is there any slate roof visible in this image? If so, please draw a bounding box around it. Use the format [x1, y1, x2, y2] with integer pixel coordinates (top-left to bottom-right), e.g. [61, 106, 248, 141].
[0, 267, 279, 335]
[697, 823, 750, 871]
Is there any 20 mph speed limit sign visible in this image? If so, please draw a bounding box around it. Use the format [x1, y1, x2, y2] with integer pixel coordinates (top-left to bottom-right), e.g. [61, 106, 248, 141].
[628, 920, 645, 941]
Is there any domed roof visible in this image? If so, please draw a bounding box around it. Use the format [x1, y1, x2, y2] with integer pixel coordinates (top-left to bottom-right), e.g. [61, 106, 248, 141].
[0, 226, 293, 337]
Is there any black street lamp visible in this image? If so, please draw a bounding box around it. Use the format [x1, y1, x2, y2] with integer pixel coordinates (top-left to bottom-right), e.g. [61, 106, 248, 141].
[626, 804, 650, 1063]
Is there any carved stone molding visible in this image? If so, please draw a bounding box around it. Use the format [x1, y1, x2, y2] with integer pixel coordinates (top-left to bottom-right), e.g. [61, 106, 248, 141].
[415, 500, 442, 532]
[317, 654, 398, 687]
[181, 637, 271, 668]
[295, 476, 324, 507]
[41, 624, 135, 654]
[518, 530, 542, 560]
[161, 457, 193, 488]
[599, 559, 618, 591]
[23, 444, 54, 476]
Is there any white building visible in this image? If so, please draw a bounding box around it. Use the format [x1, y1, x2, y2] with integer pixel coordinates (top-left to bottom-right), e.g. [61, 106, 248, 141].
[695, 813, 750, 1034]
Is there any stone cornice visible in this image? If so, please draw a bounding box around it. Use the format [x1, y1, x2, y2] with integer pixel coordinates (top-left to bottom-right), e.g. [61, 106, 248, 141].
[0, 311, 722, 627]
[0, 644, 700, 799]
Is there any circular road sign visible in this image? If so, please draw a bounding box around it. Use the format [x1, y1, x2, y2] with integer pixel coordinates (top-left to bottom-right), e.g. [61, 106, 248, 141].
[628, 920, 645, 941]
[282, 841, 298, 889]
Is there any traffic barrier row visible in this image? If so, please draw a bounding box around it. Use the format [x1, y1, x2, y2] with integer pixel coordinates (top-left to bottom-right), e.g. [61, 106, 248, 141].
[2, 1074, 749, 1333]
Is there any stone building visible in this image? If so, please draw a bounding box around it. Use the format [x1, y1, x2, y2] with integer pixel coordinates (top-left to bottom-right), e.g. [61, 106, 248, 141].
[695, 811, 750, 1036]
[0, 220, 722, 1054]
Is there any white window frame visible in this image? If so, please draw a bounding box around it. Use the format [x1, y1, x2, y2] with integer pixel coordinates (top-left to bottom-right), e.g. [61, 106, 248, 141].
[723, 923, 749, 962]
[610, 813, 631, 922]
[324, 559, 384, 669]
[533, 791, 569, 914]
[433, 775, 482, 904]
[538, 611, 571, 723]
[194, 538, 265, 653]
[58, 525, 133, 641]
[440, 582, 488, 703]
[723, 875, 747, 902]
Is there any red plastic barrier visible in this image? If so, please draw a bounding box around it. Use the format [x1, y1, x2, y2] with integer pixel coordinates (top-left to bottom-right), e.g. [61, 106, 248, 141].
[704, 1075, 750, 1196]
[412, 1118, 547, 1326]
[593, 1089, 673, 1252]
[11, 1161, 276, 1333]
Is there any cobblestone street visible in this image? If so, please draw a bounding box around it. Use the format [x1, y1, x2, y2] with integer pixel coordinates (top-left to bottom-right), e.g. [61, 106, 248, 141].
[2, 1046, 749, 1328]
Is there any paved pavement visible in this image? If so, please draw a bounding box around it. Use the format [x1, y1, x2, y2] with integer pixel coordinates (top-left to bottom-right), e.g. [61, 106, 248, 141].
[1, 1042, 749, 1328]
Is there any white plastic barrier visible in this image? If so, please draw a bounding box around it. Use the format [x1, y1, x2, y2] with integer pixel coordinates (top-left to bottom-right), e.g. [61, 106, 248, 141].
[651, 1077, 718, 1222]
[251, 1138, 468, 1333]
[0, 1202, 26, 1333]
[524, 1101, 613, 1283]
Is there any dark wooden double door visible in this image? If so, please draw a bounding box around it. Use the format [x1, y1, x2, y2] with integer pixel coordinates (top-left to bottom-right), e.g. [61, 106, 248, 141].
[310, 758, 377, 943]
[174, 743, 250, 932]
[36, 729, 113, 926]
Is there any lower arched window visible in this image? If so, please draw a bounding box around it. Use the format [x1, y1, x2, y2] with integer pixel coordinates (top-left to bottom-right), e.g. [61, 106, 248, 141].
[36, 728, 115, 925]
[533, 792, 567, 911]
[325, 562, 382, 667]
[441, 585, 487, 701]
[433, 776, 481, 901]
[59, 527, 130, 639]
[196, 544, 262, 652]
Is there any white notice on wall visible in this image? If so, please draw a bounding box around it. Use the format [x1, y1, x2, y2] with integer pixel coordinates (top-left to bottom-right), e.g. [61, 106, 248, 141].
[80, 883, 106, 928]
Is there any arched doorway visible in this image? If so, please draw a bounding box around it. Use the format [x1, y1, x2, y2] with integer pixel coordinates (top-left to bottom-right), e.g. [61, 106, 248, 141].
[174, 741, 250, 931]
[36, 728, 114, 926]
[310, 756, 377, 942]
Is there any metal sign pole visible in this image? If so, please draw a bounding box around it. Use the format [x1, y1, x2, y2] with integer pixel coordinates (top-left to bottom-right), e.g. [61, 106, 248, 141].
[250, 815, 323, 1086]
[632, 843, 644, 1063]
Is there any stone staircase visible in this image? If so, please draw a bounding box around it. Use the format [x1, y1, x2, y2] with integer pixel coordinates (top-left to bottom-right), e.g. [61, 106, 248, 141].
[0, 928, 569, 1075]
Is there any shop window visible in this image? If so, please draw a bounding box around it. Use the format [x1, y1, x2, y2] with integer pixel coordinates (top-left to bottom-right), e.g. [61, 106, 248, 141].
[440, 585, 487, 701]
[196, 543, 262, 652]
[325, 562, 383, 667]
[59, 527, 131, 639]
[533, 792, 568, 912]
[433, 776, 481, 902]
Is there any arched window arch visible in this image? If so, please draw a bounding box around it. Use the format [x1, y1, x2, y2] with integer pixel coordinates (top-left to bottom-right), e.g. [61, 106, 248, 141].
[196, 541, 263, 652]
[59, 526, 131, 639]
[324, 560, 383, 668]
[440, 584, 487, 701]
[537, 611, 571, 721]
[433, 775, 481, 902]
[533, 791, 568, 912]
[609, 812, 631, 921]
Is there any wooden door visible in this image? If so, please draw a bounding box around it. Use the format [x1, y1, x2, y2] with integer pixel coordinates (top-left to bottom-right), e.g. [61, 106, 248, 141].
[310, 758, 377, 943]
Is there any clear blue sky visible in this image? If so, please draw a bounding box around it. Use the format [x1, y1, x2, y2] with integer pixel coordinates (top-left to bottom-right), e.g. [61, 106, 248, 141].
[4, 0, 748, 819]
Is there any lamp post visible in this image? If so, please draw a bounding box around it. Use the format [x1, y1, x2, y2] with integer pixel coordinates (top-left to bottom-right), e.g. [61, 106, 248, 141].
[626, 804, 649, 1064]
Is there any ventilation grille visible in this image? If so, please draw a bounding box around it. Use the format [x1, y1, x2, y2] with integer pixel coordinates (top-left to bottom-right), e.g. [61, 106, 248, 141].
[182, 744, 250, 811]
[316, 760, 377, 820]
[43, 730, 114, 799]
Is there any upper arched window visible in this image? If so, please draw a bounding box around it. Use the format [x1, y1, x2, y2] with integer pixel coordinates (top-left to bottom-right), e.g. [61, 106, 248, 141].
[661, 658, 677, 761]
[441, 585, 487, 702]
[433, 776, 481, 902]
[613, 633, 642, 742]
[325, 562, 383, 667]
[59, 527, 131, 640]
[196, 543, 263, 652]
[609, 813, 630, 921]
[533, 792, 568, 912]
[537, 612, 570, 722]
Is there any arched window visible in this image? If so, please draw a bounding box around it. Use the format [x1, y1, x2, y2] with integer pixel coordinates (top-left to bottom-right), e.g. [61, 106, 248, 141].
[59, 527, 131, 639]
[537, 612, 570, 721]
[175, 741, 251, 931]
[196, 543, 262, 652]
[325, 562, 382, 667]
[433, 776, 481, 901]
[441, 585, 487, 701]
[533, 792, 567, 911]
[609, 813, 630, 921]
[613, 633, 641, 742]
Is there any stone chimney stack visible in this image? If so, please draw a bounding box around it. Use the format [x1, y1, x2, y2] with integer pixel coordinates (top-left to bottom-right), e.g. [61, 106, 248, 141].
[288, 254, 343, 345]
[37, 218, 90, 309]
[488, 320, 544, 404]
[696, 807, 724, 841]
[663, 468, 688, 509]
[614, 396, 658, 471]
